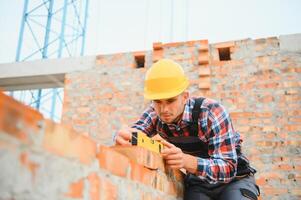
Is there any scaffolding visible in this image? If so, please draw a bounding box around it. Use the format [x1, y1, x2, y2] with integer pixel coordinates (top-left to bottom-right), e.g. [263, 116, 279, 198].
[12, 0, 89, 121]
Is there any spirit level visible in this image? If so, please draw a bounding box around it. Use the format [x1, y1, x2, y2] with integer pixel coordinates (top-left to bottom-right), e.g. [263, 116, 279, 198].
[131, 131, 163, 154]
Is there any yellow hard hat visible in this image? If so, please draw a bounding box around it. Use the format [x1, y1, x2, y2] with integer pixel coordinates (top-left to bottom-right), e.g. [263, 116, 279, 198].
[144, 59, 189, 100]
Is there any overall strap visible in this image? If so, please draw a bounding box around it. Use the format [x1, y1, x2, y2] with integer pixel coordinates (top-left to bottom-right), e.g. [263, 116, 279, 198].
[163, 97, 205, 137]
[190, 97, 205, 136]
[163, 123, 173, 137]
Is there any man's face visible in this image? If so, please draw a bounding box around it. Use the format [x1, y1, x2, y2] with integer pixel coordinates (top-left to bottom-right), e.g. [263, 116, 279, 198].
[152, 92, 189, 124]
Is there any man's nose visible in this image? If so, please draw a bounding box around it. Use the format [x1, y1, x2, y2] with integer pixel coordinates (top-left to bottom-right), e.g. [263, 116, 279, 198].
[160, 104, 169, 113]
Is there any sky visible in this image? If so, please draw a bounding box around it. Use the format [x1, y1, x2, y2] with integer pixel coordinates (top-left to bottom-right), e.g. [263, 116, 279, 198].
[0, 0, 301, 63]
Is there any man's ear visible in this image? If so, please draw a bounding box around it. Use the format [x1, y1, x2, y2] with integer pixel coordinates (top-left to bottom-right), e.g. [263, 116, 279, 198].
[182, 91, 189, 103]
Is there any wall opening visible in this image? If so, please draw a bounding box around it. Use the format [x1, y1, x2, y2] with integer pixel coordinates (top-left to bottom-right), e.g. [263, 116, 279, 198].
[135, 55, 145, 68]
[218, 47, 231, 61]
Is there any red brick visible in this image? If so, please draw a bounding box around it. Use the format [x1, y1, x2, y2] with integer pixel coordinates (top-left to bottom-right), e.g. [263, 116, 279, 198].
[272, 164, 294, 171]
[72, 118, 91, 126]
[94, 92, 113, 100]
[236, 118, 249, 125]
[171, 54, 186, 61]
[214, 41, 235, 49]
[97, 146, 130, 177]
[43, 120, 97, 164]
[133, 51, 145, 58]
[263, 133, 277, 140]
[164, 41, 185, 48]
[262, 126, 279, 132]
[97, 105, 116, 113]
[263, 187, 288, 195]
[0, 91, 43, 143]
[185, 40, 197, 47]
[284, 124, 301, 132]
[198, 77, 211, 89]
[198, 40, 209, 52]
[260, 95, 274, 103]
[289, 118, 301, 123]
[262, 118, 273, 124]
[255, 56, 270, 64]
[238, 82, 256, 90]
[282, 81, 300, 88]
[199, 66, 211, 76]
[111, 53, 123, 62]
[254, 112, 273, 118]
[153, 42, 163, 50]
[257, 82, 280, 89]
[96, 55, 108, 65]
[111, 146, 165, 171]
[198, 52, 209, 65]
[256, 141, 279, 147]
[0, 139, 18, 150]
[281, 66, 298, 73]
[65, 179, 84, 198]
[264, 172, 284, 180]
[230, 112, 254, 118]
[210, 60, 228, 66]
[285, 89, 299, 95]
[255, 176, 267, 186]
[153, 49, 163, 62]
[19, 152, 39, 179]
[88, 173, 100, 200]
[71, 135, 97, 164]
[248, 118, 261, 125]
[237, 126, 250, 132]
[287, 141, 301, 146]
[141, 192, 156, 200]
[287, 110, 301, 117]
[291, 189, 301, 196]
[76, 106, 90, 113]
[99, 176, 118, 200]
[130, 160, 152, 183]
[227, 60, 244, 66]
[129, 162, 169, 192]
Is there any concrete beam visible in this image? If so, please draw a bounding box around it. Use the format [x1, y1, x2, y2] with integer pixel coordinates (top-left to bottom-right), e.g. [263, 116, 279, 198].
[0, 56, 95, 91]
[279, 33, 301, 52]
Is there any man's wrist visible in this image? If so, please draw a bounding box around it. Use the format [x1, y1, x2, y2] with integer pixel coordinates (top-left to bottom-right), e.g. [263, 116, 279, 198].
[183, 153, 198, 174]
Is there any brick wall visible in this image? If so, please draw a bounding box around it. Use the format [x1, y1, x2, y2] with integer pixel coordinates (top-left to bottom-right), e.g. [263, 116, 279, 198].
[63, 34, 301, 199]
[210, 37, 301, 199]
[0, 92, 183, 200]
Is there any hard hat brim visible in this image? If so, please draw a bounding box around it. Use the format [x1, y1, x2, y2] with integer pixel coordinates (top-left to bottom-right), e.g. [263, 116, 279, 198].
[144, 79, 189, 100]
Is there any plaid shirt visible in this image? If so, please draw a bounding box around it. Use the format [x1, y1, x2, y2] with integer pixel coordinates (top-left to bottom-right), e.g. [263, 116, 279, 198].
[132, 97, 241, 184]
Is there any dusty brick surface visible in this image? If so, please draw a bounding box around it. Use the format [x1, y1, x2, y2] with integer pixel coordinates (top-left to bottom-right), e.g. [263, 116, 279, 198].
[0, 91, 183, 200]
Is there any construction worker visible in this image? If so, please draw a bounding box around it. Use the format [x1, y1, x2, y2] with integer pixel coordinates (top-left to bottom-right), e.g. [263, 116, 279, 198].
[115, 59, 260, 200]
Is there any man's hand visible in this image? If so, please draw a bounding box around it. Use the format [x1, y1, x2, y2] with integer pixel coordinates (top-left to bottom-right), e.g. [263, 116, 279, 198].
[161, 140, 185, 169]
[114, 126, 137, 146]
[161, 140, 198, 174]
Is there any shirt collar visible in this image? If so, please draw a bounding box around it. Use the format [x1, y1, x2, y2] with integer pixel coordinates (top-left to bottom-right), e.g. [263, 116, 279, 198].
[182, 98, 194, 123]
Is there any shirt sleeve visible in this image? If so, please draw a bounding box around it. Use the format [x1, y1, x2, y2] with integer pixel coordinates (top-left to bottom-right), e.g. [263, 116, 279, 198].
[196, 102, 238, 184]
[131, 106, 157, 137]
